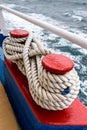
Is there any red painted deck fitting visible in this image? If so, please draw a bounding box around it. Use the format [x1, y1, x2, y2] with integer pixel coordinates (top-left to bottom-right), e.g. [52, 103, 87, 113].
[10, 29, 29, 38]
[42, 54, 74, 74]
[4, 59, 87, 126]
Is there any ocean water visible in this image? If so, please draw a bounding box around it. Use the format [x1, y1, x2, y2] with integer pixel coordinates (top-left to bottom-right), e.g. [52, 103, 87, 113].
[0, 0, 87, 106]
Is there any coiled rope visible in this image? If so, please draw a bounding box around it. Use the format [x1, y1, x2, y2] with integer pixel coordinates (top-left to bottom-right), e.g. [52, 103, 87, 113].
[3, 30, 80, 110]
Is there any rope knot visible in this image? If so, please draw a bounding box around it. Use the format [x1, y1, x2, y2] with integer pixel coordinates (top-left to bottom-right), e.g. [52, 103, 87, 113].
[3, 29, 80, 110]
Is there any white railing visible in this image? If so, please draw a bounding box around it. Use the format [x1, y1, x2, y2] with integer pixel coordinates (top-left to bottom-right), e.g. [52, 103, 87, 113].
[0, 5, 87, 49]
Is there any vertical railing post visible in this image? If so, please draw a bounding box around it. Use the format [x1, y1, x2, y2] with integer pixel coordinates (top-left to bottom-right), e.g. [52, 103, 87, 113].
[0, 8, 8, 35]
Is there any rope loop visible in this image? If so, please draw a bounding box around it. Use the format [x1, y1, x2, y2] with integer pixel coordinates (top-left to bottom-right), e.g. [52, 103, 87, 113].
[3, 30, 80, 110]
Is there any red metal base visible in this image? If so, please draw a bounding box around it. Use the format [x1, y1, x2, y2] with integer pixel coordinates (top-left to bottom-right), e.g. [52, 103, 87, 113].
[4, 59, 87, 126]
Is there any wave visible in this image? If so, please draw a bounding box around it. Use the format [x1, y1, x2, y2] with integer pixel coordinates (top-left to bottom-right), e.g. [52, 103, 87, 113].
[72, 15, 83, 22]
[63, 11, 83, 22]
[74, 1, 87, 6]
[1, 3, 16, 8]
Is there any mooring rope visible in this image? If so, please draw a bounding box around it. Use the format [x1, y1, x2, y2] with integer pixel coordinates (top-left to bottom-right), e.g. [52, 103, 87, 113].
[3, 30, 80, 110]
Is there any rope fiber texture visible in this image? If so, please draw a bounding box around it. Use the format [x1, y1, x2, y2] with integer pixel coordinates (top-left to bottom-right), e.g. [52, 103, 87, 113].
[3, 33, 80, 110]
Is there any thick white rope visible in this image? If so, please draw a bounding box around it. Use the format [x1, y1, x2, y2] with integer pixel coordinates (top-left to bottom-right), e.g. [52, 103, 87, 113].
[3, 33, 80, 110]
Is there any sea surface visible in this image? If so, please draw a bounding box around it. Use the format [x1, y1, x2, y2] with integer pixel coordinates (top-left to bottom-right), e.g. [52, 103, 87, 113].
[0, 0, 87, 106]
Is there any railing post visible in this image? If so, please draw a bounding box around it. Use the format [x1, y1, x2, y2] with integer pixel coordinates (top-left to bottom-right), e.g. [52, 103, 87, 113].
[0, 8, 8, 35]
